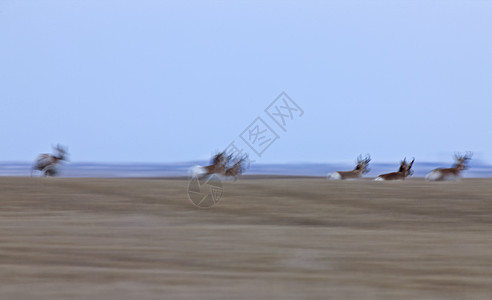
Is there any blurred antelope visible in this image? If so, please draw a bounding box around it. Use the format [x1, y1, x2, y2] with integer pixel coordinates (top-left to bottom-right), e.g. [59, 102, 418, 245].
[190, 151, 229, 178]
[375, 158, 414, 181]
[31, 145, 68, 177]
[426, 152, 472, 181]
[327, 155, 371, 180]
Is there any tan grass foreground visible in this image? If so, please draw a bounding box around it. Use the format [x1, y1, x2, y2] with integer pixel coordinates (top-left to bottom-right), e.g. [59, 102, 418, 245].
[0, 176, 491, 299]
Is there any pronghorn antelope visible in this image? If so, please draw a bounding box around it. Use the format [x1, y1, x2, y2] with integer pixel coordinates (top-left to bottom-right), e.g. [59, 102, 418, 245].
[327, 154, 371, 180]
[426, 152, 472, 181]
[190, 151, 229, 178]
[31, 144, 68, 177]
[375, 158, 414, 181]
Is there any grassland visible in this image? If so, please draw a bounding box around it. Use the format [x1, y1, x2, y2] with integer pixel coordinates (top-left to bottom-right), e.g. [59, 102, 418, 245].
[1, 176, 491, 299]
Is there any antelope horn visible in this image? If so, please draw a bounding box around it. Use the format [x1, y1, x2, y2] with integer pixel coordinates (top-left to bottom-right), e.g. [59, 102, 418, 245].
[406, 158, 415, 169]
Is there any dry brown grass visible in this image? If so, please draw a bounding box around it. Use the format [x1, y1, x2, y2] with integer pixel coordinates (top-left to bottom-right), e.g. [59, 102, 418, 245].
[1, 176, 492, 299]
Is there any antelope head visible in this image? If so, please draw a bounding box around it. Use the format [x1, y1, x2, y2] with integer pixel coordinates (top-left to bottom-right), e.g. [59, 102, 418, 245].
[212, 151, 226, 166]
[397, 158, 414, 176]
[397, 159, 407, 173]
[405, 158, 415, 176]
[54, 144, 68, 161]
[355, 154, 371, 174]
[233, 154, 248, 172]
[453, 152, 472, 171]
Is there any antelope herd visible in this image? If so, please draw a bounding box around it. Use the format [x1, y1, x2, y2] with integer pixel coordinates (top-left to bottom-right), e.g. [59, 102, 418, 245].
[30, 145, 474, 182]
[328, 153, 472, 182]
[189, 151, 474, 182]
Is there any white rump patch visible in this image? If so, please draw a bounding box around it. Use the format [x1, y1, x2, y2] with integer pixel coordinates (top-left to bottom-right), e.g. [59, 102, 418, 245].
[374, 177, 384, 181]
[425, 170, 441, 181]
[327, 172, 341, 180]
[190, 165, 206, 178]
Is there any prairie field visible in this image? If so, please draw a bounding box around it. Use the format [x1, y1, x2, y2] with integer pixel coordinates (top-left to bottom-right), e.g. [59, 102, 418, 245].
[0, 176, 491, 299]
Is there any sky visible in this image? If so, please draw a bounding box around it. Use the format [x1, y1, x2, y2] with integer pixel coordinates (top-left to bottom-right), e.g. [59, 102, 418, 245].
[1, 0, 491, 164]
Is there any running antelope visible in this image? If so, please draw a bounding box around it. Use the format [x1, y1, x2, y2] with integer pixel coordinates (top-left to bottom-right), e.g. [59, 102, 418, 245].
[327, 155, 371, 180]
[425, 152, 472, 181]
[190, 151, 229, 178]
[31, 144, 68, 177]
[375, 158, 414, 181]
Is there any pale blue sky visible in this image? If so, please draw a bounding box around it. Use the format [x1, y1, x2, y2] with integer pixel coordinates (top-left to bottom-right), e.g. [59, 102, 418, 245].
[1, 0, 491, 164]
